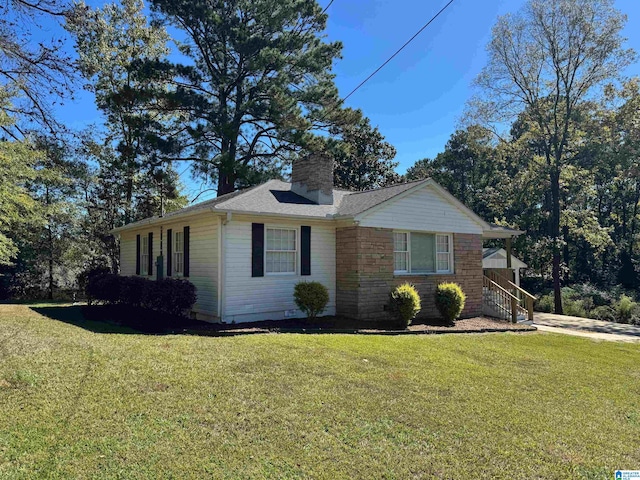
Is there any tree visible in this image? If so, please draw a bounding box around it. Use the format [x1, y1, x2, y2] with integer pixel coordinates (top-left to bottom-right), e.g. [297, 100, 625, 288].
[0, 0, 75, 135]
[468, 0, 635, 313]
[405, 126, 508, 221]
[68, 0, 178, 224]
[328, 111, 399, 191]
[140, 0, 343, 196]
[0, 107, 42, 265]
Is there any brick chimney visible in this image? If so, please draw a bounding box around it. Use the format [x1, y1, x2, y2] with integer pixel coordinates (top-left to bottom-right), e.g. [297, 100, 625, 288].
[291, 153, 334, 205]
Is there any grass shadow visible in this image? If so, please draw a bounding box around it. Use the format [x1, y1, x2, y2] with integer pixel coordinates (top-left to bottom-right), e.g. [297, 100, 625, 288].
[30, 305, 143, 334]
[28, 304, 533, 338]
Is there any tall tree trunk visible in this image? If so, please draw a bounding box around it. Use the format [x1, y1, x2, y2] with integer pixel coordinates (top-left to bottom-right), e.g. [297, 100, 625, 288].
[562, 225, 570, 284]
[550, 166, 563, 314]
[48, 229, 54, 300]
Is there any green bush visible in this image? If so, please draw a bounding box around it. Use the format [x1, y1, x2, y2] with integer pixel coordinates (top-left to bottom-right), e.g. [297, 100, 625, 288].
[590, 305, 617, 322]
[86, 273, 197, 317]
[86, 273, 120, 305]
[435, 282, 466, 325]
[616, 295, 639, 324]
[535, 293, 554, 313]
[563, 299, 588, 318]
[294, 281, 329, 320]
[388, 283, 421, 328]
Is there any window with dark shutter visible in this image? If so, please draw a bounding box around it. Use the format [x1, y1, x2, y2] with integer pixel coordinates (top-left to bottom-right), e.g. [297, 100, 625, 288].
[251, 223, 264, 277]
[301, 226, 311, 276]
[167, 229, 172, 276]
[136, 234, 141, 275]
[148, 232, 153, 276]
[183, 226, 190, 277]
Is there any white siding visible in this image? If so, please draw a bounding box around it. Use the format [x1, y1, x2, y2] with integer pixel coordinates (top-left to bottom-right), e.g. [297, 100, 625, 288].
[117, 213, 219, 318]
[222, 215, 336, 323]
[357, 184, 484, 234]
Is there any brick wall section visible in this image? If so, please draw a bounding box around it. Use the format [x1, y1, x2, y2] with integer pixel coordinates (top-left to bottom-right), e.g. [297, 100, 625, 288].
[336, 227, 483, 321]
[291, 154, 333, 196]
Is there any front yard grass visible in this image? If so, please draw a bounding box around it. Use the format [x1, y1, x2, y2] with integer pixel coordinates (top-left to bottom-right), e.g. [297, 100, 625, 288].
[1, 304, 639, 479]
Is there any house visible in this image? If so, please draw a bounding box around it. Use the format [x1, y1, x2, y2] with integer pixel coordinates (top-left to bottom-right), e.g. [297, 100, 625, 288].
[483, 247, 528, 286]
[110, 154, 525, 323]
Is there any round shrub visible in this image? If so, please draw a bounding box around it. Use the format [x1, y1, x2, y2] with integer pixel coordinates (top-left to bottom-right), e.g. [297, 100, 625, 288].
[388, 283, 421, 328]
[435, 282, 466, 325]
[294, 281, 329, 320]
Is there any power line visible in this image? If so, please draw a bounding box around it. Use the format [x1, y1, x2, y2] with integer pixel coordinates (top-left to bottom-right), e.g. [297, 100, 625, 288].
[342, 0, 454, 102]
[321, 0, 334, 14]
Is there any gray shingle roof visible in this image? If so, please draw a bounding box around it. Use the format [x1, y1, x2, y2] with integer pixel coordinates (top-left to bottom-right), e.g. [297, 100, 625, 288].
[212, 179, 349, 218]
[482, 247, 501, 259]
[335, 180, 427, 217]
[111, 177, 473, 233]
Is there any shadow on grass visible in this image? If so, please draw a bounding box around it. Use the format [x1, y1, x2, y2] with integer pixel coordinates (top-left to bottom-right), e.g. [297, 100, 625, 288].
[29, 304, 532, 338]
[30, 305, 145, 335]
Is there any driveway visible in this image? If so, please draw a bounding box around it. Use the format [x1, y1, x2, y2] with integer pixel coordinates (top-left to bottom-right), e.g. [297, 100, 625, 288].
[533, 312, 640, 342]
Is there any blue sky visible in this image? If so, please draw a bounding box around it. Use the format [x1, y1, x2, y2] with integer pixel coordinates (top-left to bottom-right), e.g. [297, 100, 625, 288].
[48, 0, 640, 201]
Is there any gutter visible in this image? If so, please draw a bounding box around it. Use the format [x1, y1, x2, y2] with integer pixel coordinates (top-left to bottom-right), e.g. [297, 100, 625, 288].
[109, 207, 336, 235]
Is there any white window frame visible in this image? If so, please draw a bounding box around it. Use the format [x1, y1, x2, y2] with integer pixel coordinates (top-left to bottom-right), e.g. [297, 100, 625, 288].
[393, 232, 409, 273]
[174, 230, 184, 276]
[265, 226, 298, 276]
[393, 231, 454, 275]
[140, 235, 149, 276]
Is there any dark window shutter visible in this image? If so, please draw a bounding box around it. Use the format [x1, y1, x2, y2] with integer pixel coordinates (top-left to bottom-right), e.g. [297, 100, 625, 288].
[252, 223, 264, 277]
[148, 232, 153, 276]
[183, 226, 190, 277]
[301, 226, 311, 276]
[135, 234, 141, 275]
[167, 229, 173, 276]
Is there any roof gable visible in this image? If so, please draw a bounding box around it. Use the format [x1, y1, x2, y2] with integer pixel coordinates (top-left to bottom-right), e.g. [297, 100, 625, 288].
[353, 180, 489, 234]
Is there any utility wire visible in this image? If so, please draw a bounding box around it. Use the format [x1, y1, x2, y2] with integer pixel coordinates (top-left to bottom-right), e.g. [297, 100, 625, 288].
[342, 0, 454, 102]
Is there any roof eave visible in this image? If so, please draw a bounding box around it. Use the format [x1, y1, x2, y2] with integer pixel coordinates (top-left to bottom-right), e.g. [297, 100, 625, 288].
[481, 229, 525, 239]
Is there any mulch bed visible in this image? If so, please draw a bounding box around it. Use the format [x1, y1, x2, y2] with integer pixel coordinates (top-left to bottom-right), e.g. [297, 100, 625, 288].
[82, 305, 536, 336]
[182, 316, 536, 336]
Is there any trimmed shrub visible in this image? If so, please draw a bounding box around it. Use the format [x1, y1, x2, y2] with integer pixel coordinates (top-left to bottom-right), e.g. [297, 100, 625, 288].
[388, 283, 421, 328]
[152, 278, 197, 316]
[119, 276, 149, 308]
[77, 265, 112, 300]
[435, 282, 466, 325]
[294, 281, 329, 320]
[86, 273, 120, 305]
[85, 273, 197, 317]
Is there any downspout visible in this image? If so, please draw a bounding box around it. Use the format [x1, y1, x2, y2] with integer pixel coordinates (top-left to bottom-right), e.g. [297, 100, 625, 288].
[216, 211, 232, 322]
[216, 214, 223, 321]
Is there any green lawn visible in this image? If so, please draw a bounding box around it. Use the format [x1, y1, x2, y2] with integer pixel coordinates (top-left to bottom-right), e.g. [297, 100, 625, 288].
[1, 305, 639, 479]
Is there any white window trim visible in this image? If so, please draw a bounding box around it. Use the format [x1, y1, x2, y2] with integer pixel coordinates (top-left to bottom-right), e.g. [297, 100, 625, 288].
[264, 225, 299, 276]
[393, 231, 409, 274]
[174, 230, 184, 277]
[140, 235, 149, 276]
[393, 231, 454, 275]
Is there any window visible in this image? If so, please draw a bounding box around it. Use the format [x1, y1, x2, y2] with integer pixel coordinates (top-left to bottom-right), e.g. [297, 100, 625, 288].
[174, 231, 184, 275]
[393, 232, 453, 274]
[393, 232, 408, 272]
[436, 234, 451, 272]
[266, 227, 297, 274]
[141, 236, 149, 275]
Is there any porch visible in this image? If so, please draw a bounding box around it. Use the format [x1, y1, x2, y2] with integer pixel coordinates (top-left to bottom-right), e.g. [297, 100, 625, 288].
[481, 224, 535, 323]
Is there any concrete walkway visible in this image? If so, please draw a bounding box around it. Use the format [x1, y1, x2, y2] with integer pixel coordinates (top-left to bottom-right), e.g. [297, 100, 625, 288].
[533, 312, 640, 342]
